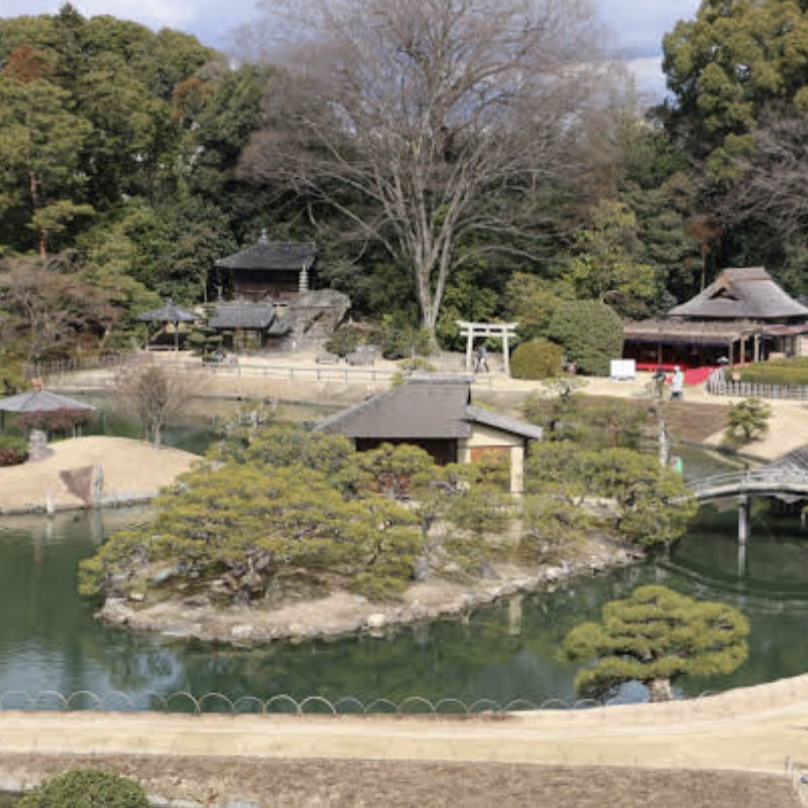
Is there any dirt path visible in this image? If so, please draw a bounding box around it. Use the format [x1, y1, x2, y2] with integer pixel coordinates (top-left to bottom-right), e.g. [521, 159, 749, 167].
[2, 671, 808, 773]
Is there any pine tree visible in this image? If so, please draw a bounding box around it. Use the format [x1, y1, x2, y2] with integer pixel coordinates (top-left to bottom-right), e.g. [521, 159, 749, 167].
[560, 585, 749, 702]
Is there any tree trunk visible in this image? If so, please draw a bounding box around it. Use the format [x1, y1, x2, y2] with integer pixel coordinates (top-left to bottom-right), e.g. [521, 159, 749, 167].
[647, 677, 673, 702]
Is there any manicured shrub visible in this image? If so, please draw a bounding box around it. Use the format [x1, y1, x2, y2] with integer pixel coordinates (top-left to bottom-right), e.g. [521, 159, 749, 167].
[19, 768, 149, 808]
[393, 357, 437, 382]
[0, 435, 28, 467]
[724, 397, 771, 443]
[736, 358, 808, 386]
[324, 324, 360, 357]
[510, 339, 563, 380]
[547, 300, 623, 377]
[373, 317, 435, 359]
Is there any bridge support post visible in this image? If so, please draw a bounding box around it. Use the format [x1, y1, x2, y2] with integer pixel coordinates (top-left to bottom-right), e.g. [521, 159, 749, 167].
[737, 541, 747, 578]
[737, 494, 750, 545]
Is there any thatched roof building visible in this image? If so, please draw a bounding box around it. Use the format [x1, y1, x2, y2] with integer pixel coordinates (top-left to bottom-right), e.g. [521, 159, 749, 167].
[668, 267, 808, 321]
[624, 268, 808, 368]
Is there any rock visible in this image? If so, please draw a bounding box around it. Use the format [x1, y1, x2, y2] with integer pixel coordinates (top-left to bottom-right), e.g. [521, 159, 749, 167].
[366, 613, 387, 629]
[150, 566, 177, 585]
[128, 591, 146, 602]
[182, 595, 211, 609]
[242, 571, 264, 591]
[412, 556, 431, 582]
[161, 626, 196, 639]
[231, 624, 253, 640]
[100, 598, 130, 624]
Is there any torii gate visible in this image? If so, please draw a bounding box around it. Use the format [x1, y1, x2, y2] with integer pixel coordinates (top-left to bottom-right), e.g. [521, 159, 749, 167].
[456, 321, 518, 377]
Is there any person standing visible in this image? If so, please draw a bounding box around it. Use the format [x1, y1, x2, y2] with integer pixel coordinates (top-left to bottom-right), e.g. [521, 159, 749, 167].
[671, 366, 684, 400]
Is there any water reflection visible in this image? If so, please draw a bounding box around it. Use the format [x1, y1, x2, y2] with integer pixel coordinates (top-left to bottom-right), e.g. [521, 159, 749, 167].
[0, 496, 807, 710]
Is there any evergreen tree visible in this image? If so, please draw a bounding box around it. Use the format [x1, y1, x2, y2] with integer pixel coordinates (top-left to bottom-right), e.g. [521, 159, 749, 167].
[560, 585, 749, 702]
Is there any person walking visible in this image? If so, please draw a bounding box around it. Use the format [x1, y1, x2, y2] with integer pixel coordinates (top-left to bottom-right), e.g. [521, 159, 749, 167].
[474, 345, 490, 373]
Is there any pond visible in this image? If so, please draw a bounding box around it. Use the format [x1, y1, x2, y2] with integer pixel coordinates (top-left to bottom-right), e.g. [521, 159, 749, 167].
[1, 487, 807, 712]
[4, 392, 341, 456]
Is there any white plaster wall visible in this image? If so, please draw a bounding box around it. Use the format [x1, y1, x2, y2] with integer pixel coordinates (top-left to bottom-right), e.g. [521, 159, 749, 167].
[458, 425, 526, 494]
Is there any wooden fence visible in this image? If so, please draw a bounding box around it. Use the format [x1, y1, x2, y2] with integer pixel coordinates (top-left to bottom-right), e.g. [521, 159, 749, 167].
[706, 368, 808, 400]
[23, 353, 129, 380]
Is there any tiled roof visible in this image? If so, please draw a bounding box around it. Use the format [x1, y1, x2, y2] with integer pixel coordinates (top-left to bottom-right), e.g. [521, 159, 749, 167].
[317, 376, 543, 441]
[215, 230, 317, 272]
[0, 390, 97, 413]
[209, 302, 276, 330]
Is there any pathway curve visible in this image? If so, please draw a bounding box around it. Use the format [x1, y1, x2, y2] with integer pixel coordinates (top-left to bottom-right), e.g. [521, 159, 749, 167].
[2, 672, 808, 774]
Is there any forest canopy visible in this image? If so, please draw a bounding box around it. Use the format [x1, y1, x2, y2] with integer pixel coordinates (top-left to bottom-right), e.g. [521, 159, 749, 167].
[1, 0, 807, 366]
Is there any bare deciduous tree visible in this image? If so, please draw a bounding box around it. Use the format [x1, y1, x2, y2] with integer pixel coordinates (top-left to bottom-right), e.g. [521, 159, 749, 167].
[720, 116, 808, 243]
[240, 0, 622, 334]
[113, 363, 199, 449]
[0, 255, 118, 362]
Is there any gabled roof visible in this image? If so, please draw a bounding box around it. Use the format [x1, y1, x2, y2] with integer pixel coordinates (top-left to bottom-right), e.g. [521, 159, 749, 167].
[214, 229, 317, 272]
[316, 376, 543, 441]
[668, 267, 808, 321]
[209, 301, 289, 332]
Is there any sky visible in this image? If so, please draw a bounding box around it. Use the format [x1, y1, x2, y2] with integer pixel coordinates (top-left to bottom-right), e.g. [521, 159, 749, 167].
[0, 0, 702, 99]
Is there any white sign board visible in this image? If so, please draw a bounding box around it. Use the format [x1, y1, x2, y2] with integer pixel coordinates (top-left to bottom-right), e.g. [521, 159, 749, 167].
[610, 359, 636, 380]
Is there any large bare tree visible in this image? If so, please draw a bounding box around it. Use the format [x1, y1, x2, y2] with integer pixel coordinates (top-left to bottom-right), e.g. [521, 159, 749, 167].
[719, 116, 808, 244]
[241, 0, 621, 333]
[113, 363, 199, 449]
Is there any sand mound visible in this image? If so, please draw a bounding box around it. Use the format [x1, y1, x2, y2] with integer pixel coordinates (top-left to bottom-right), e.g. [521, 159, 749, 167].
[0, 436, 201, 514]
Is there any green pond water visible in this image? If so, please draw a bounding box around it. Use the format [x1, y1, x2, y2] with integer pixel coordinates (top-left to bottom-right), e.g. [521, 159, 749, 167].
[1, 495, 807, 711]
[2, 402, 807, 710]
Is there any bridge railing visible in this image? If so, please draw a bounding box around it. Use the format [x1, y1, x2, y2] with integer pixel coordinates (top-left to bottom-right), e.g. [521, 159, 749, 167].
[687, 468, 808, 494]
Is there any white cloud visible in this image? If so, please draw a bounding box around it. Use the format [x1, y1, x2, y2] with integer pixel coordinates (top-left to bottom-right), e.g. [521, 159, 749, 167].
[626, 56, 668, 103]
[599, 0, 701, 54]
[0, 1, 700, 72]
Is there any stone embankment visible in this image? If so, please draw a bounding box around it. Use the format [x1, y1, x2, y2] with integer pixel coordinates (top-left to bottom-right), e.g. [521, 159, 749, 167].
[99, 539, 639, 645]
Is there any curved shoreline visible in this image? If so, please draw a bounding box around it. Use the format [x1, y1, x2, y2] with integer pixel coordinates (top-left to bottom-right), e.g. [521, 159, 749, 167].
[98, 539, 640, 645]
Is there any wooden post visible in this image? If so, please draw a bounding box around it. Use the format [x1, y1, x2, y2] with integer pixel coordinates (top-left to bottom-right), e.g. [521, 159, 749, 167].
[465, 329, 474, 371]
[502, 328, 511, 377]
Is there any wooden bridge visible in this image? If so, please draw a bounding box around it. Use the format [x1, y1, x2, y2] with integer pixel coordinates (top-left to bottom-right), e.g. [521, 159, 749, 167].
[686, 467, 808, 543]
